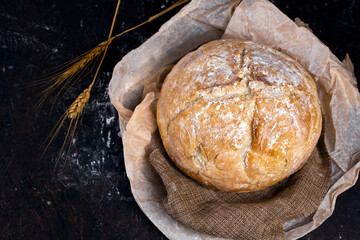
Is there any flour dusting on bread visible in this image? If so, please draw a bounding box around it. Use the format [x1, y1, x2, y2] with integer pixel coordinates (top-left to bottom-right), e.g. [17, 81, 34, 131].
[157, 39, 322, 192]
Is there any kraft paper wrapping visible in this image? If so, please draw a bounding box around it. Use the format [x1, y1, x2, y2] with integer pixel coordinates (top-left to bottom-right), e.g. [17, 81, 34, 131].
[108, 0, 360, 239]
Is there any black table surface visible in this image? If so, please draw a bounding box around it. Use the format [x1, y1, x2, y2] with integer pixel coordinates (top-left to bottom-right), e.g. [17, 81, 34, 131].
[1, 0, 360, 239]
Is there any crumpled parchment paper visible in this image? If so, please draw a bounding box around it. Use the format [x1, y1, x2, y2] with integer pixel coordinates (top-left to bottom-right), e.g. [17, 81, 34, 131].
[109, 0, 360, 239]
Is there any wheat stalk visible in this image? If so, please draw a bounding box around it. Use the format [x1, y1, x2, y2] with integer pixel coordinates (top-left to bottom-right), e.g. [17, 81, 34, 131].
[61, 0, 190, 120]
[39, 0, 190, 168]
[35, 0, 189, 113]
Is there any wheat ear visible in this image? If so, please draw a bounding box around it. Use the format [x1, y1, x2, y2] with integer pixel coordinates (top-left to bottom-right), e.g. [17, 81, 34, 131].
[33, 41, 108, 111]
[67, 86, 91, 119]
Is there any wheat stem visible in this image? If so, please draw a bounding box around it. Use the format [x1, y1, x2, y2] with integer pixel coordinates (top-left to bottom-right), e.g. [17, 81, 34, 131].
[110, 0, 189, 41]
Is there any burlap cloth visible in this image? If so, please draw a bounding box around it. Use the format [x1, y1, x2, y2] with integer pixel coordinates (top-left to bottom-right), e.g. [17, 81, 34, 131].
[148, 135, 331, 240]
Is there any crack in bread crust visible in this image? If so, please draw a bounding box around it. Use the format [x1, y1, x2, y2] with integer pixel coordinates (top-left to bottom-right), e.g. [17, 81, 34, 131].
[157, 39, 322, 192]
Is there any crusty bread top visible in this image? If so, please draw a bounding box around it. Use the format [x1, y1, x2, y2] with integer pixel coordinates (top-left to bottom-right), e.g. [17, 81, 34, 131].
[157, 39, 322, 192]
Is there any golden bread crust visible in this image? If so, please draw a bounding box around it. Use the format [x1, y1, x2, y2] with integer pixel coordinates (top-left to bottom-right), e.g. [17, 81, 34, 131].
[157, 39, 322, 192]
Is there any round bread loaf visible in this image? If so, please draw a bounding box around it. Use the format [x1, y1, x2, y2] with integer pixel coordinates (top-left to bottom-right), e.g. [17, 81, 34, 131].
[157, 39, 322, 192]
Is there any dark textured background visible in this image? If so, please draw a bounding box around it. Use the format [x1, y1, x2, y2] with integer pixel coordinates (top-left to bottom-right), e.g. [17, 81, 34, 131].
[1, 0, 359, 239]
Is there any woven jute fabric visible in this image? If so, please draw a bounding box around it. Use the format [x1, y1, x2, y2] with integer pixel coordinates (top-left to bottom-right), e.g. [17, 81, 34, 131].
[148, 139, 332, 240]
